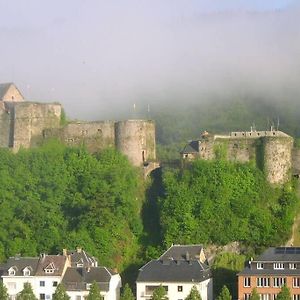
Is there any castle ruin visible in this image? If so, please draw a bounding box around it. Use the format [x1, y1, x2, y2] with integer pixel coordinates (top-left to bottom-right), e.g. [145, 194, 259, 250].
[0, 83, 156, 168]
[181, 130, 297, 185]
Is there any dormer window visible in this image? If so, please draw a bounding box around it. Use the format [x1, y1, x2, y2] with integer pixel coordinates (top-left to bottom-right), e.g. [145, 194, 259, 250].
[76, 258, 84, 268]
[274, 263, 284, 270]
[257, 263, 264, 269]
[290, 263, 297, 270]
[23, 267, 31, 276]
[8, 267, 16, 276]
[44, 262, 56, 274]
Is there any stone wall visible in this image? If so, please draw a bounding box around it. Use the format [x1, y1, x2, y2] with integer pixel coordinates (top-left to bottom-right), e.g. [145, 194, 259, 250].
[12, 102, 61, 150]
[263, 137, 293, 185]
[115, 120, 156, 166]
[0, 103, 12, 147]
[44, 121, 115, 153]
[183, 132, 294, 185]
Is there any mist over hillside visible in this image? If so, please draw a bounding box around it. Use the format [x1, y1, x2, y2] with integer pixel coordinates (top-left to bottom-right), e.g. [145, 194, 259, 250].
[0, 1, 299, 125]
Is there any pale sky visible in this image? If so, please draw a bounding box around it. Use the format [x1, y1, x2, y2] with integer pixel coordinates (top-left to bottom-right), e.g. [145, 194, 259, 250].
[0, 0, 299, 119]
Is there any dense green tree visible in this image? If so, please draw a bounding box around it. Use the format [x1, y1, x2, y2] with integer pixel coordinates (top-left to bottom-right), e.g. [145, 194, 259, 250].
[151, 285, 168, 300]
[159, 159, 297, 248]
[16, 282, 37, 300]
[0, 282, 8, 300]
[120, 284, 135, 300]
[216, 285, 232, 300]
[185, 286, 202, 300]
[87, 281, 102, 300]
[249, 288, 259, 300]
[52, 284, 70, 300]
[277, 285, 291, 300]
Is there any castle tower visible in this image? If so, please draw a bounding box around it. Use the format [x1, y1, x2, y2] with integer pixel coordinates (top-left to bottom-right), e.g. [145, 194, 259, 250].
[115, 120, 156, 167]
[263, 135, 293, 185]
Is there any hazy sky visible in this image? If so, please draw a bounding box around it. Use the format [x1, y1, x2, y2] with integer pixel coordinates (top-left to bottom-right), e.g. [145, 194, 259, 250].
[0, 0, 299, 119]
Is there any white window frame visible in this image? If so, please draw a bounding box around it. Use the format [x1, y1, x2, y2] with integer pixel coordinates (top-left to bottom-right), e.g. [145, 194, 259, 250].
[293, 278, 300, 288]
[257, 263, 264, 269]
[273, 277, 286, 287]
[290, 263, 297, 270]
[293, 295, 300, 300]
[257, 277, 270, 287]
[8, 268, 16, 276]
[244, 277, 251, 287]
[274, 263, 284, 270]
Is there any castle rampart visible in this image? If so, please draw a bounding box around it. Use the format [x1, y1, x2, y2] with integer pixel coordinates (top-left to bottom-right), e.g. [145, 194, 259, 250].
[182, 130, 294, 185]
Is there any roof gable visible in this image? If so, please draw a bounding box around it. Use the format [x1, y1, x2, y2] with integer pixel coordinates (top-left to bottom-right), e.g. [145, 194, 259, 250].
[0, 82, 24, 101]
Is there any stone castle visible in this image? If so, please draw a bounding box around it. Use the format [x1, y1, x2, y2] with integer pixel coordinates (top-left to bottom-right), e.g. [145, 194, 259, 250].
[0, 83, 156, 168]
[181, 130, 300, 185]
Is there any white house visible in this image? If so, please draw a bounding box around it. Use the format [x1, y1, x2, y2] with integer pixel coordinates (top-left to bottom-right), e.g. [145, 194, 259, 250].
[0, 249, 121, 300]
[136, 245, 213, 300]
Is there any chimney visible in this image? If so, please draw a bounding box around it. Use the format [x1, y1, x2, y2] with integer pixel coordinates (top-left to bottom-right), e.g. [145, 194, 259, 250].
[76, 247, 82, 253]
[63, 249, 67, 256]
[186, 251, 190, 261]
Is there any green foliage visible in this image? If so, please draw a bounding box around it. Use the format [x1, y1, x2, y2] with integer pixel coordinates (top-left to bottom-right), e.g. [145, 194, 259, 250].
[212, 253, 246, 298]
[0, 282, 8, 300]
[185, 286, 202, 300]
[0, 143, 143, 270]
[87, 281, 102, 300]
[16, 283, 37, 300]
[249, 288, 260, 300]
[60, 108, 68, 126]
[151, 285, 168, 300]
[159, 159, 298, 248]
[277, 285, 291, 300]
[52, 284, 70, 300]
[120, 284, 135, 300]
[216, 286, 232, 300]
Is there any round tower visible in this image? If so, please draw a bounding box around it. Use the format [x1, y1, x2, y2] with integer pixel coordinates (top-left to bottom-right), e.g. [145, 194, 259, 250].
[115, 120, 156, 167]
[263, 135, 293, 185]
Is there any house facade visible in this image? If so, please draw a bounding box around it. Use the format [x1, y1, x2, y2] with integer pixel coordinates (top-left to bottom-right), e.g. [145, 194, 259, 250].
[238, 247, 300, 300]
[136, 245, 213, 300]
[0, 249, 121, 300]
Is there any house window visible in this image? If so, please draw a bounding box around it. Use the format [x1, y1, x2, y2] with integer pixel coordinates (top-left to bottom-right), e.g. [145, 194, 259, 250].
[260, 294, 269, 300]
[257, 278, 270, 287]
[53, 281, 58, 287]
[8, 268, 16, 276]
[273, 277, 286, 287]
[45, 269, 54, 274]
[244, 294, 251, 300]
[257, 263, 264, 269]
[7, 282, 16, 289]
[290, 264, 297, 269]
[145, 286, 168, 296]
[274, 263, 284, 270]
[293, 278, 300, 288]
[40, 294, 45, 300]
[293, 295, 300, 300]
[244, 277, 251, 287]
[40, 281, 45, 287]
[178, 286, 183, 292]
[76, 296, 81, 300]
[23, 269, 30, 276]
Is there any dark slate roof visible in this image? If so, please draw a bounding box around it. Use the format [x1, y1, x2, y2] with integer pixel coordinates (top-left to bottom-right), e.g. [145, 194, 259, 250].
[238, 266, 300, 276]
[180, 141, 199, 154]
[0, 83, 12, 100]
[62, 267, 113, 291]
[0, 257, 39, 276]
[137, 259, 211, 283]
[35, 255, 67, 276]
[160, 245, 203, 261]
[256, 247, 300, 262]
[67, 249, 98, 267]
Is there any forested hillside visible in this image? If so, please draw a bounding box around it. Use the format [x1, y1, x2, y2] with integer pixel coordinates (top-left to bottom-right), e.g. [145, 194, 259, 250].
[0, 142, 143, 271]
[159, 160, 298, 250]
